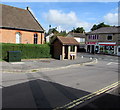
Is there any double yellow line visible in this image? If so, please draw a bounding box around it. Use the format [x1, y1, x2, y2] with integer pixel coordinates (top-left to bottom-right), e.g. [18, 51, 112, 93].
[54, 81, 120, 110]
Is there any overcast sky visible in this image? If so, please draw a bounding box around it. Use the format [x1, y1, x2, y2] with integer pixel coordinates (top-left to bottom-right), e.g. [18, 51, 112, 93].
[1, 0, 119, 32]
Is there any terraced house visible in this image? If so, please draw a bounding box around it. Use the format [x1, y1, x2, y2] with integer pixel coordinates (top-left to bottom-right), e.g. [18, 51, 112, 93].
[0, 4, 44, 44]
[86, 26, 120, 56]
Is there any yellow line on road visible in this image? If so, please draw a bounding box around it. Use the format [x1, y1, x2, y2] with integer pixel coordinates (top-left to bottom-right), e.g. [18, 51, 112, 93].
[54, 81, 120, 110]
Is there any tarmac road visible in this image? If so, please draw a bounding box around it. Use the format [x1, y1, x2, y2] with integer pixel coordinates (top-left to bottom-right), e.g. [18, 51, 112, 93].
[1, 55, 119, 109]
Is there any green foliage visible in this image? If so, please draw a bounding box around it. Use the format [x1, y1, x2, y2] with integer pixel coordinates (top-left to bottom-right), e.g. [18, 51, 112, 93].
[48, 27, 59, 34]
[56, 30, 67, 37]
[70, 27, 85, 33]
[1, 43, 51, 60]
[91, 22, 111, 31]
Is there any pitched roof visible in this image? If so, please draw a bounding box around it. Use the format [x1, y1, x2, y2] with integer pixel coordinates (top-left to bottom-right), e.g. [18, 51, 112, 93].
[56, 36, 79, 45]
[68, 32, 86, 38]
[0, 4, 44, 32]
[87, 26, 120, 34]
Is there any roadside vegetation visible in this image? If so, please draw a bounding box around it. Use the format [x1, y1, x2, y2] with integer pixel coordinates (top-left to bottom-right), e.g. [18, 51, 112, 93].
[1, 43, 51, 60]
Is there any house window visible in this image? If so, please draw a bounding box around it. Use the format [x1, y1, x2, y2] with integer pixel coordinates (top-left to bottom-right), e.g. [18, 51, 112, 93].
[88, 35, 99, 40]
[16, 32, 21, 43]
[41, 33, 43, 44]
[70, 45, 75, 52]
[80, 38, 85, 42]
[34, 33, 38, 44]
[96, 35, 99, 39]
[107, 35, 112, 41]
[88, 35, 90, 39]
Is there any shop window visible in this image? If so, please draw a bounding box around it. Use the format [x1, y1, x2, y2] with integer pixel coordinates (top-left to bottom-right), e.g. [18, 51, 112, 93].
[70, 46, 75, 52]
[100, 46, 104, 53]
[118, 48, 120, 52]
[34, 33, 38, 44]
[107, 35, 112, 41]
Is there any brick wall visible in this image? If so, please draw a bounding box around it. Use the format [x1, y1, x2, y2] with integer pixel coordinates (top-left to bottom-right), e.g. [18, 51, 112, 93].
[0, 29, 44, 44]
[53, 39, 62, 59]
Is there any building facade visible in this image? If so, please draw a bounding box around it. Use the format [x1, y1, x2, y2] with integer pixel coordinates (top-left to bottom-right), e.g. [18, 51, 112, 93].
[86, 26, 120, 55]
[0, 4, 44, 44]
[67, 32, 86, 52]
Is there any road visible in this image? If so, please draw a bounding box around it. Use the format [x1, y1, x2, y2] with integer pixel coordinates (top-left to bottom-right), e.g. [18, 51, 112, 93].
[1, 55, 119, 109]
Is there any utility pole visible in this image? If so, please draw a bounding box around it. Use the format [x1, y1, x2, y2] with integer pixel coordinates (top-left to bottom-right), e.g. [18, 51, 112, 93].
[73, 27, 75, 37]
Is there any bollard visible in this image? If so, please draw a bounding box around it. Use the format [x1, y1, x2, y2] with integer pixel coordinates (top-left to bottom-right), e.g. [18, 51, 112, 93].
[90, 57, 92, 60]
[60, 55, 63, 60]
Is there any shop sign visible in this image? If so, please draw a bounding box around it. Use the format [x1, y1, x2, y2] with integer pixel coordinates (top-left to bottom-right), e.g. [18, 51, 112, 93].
[86, 42, 96, 45]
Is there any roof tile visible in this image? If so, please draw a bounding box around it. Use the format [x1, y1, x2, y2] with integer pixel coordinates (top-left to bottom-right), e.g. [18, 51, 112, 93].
[57, 36, 79, 45]
[0, 4, 44, 32]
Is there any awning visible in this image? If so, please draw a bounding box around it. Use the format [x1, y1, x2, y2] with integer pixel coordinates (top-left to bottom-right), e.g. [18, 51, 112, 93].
[99, 42, 116, 46]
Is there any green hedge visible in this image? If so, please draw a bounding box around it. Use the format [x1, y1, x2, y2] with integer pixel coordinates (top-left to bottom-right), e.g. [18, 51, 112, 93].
[1, 43, 51, 60]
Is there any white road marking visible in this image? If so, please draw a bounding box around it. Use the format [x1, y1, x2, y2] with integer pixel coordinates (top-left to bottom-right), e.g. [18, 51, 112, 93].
[10, 62, 25, 64]
[54, 81, 120, 110]
[107, 62, 118, 65]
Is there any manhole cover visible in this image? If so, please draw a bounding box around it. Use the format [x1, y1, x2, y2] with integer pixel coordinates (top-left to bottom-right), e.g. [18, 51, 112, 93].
[40, 60, 50, 63]
[85, 65, 94, 66]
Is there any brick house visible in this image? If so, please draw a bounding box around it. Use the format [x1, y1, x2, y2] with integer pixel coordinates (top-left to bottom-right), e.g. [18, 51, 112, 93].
[51, 36, 79, 60]
[0, 4, 44, 44]
[86, 26, 120, 55]
[67, 32, 86, 52]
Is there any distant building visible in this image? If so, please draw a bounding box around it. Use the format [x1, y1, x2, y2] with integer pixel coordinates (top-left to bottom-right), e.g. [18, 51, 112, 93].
[45, 33, 54, 43]
[67, 32, 86, 52]
[51, 36, 79, 60]
[86, 26, 120, 55]
[0, 4, 44, 44]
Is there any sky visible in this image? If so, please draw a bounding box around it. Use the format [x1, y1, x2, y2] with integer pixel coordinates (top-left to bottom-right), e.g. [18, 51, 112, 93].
[1, 0, 119, 32]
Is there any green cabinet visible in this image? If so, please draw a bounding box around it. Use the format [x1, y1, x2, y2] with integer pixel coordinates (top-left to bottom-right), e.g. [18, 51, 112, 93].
[8, 51, 21, 62]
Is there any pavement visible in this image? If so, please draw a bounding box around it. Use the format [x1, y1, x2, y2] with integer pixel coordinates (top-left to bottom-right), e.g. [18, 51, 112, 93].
[78, 52, 119, 61]
[1, 56, 97, 73]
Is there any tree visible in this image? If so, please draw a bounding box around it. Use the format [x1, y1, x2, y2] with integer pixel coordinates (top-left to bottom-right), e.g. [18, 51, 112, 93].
[57, 30, 67, 36]
[91, 22, 111, 31]
[70, 27, 85, 33]
[48, 27, 59, 34]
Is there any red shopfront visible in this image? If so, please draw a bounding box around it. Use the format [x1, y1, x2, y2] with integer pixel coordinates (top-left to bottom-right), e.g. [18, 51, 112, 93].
[86, 42, 97, 53]
[98, 42, 117, 54]
[86, 42, 117, 54]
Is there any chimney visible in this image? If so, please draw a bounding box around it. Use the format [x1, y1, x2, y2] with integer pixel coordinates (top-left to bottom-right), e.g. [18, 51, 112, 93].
[83, 31, 85, 35]
[26, 6, 30, 10]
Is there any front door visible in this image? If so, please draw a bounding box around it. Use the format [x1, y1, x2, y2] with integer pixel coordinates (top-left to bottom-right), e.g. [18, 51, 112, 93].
[91, 45, 95, 54]
[16, 32, 21, 43]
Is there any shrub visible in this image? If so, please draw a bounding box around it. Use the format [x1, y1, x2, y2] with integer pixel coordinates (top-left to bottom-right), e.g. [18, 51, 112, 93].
[1, 43, 51, 60]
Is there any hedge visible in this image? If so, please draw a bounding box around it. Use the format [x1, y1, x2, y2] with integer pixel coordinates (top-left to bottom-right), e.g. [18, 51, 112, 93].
[1, 43, 51, 60]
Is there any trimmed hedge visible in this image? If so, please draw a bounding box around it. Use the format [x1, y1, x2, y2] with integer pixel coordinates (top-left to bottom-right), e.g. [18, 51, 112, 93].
[1, 43, 51, 60]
